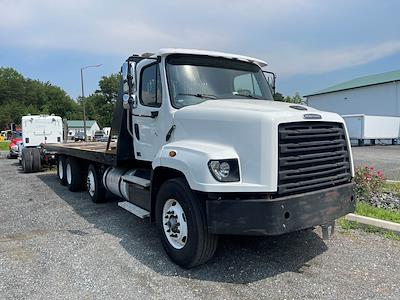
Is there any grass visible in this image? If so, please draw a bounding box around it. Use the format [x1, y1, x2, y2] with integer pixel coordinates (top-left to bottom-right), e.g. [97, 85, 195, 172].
[338, 190, 400, 241]
[0, 141, 10, 151]
[338, 218, 400, 241]
[355, 201, 400, 224]
[383, 181, 400, 197]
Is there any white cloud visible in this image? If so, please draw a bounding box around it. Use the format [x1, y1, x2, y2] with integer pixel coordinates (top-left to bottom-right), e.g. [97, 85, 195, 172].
[0, 0, 318, 54]
[267, 40, 400, 77]
[1, 0, 400, 79]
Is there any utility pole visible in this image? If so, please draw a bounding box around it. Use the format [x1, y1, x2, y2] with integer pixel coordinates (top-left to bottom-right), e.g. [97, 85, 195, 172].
[80, 64, 102, 141]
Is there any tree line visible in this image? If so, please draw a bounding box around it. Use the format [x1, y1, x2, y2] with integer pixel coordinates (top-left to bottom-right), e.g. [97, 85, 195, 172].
[0, 67, 120, 130]
[0, 67, 303, 130]
[273, 92, 304, 104]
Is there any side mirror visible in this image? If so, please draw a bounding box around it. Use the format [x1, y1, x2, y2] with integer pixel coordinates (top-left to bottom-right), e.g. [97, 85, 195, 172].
[121, 61, 136, 109]
[263, 71, 276, 95]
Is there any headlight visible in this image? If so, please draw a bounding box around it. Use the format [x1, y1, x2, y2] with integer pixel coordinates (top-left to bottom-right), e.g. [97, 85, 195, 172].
[11, 145, 18, 151]
[208, 159, 240, 182]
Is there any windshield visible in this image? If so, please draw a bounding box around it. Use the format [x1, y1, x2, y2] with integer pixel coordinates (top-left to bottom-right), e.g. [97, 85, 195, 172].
[166, 54, 274, 108]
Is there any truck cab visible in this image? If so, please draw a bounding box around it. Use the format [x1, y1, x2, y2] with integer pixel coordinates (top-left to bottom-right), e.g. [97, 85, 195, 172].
[51, 49, 355, 268]
[20, 115, 63, 172]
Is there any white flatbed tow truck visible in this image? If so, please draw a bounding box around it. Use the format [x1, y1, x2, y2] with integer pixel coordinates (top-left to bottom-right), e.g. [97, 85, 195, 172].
[46, 49, 355, 268]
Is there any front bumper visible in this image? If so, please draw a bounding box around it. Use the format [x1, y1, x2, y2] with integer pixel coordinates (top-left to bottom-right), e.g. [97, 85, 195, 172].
[8, 149, 19, 158]
[206, 182, 355, 236]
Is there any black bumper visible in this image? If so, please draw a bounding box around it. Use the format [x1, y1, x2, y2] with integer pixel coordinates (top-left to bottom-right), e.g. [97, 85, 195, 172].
[8, 150, 19, 158]
[206, 182, 355, 236]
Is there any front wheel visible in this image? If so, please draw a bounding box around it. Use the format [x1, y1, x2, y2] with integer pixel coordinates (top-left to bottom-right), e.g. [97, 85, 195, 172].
[155, 178, 218, 268]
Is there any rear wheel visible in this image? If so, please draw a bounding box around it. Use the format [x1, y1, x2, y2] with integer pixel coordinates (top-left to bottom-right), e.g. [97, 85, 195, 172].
[155, 178, 218, 268]
[87, 164, 106, 203]
[21, 148, 33, 173]
[65, 157, 84, 192]
[57, 156, 67, 185]
[31, 148, 41, 171]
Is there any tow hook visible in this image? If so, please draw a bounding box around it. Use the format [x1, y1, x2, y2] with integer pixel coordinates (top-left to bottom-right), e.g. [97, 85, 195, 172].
[320, 221, 335, 240]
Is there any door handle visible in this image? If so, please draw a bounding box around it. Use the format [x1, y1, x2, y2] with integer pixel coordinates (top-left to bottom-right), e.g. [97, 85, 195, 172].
[134, 123, 140, 140]
[132, 111, 159, 118]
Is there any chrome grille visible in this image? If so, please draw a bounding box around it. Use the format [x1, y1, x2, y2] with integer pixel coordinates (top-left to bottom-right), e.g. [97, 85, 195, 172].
[278, 122, 351, 195]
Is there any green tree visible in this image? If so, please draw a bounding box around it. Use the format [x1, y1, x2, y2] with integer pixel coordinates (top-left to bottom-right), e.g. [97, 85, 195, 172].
[284, 95, 292, 103]
[292, 92, 303, 104]
[0, 67, 78, 129]
[82, 73, 121, 127]
[273, 92, 304, 104]
[273, 92, 284, 101]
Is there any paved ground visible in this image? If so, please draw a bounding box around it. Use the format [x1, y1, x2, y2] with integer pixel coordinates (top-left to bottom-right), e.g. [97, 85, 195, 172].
[352, 145, 400, 180]
[1, 154, 400, 299]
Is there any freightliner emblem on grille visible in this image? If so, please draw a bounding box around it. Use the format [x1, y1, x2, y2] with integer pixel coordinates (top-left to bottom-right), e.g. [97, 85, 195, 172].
[303, 113, 322, 119]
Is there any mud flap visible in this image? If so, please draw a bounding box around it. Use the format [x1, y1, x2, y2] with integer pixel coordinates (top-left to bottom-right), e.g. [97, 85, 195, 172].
[321, 221, 335, 240]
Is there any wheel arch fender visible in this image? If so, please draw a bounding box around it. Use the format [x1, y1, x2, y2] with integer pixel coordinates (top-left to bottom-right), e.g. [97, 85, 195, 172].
[153, 143, 236, 191]
[150, 166, 187, 222]
[150, 142, 238, 221]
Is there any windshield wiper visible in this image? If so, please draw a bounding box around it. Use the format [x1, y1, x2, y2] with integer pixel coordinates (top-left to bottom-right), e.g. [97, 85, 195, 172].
[233, 92, 264, 100]
[178, 93, 219, 99]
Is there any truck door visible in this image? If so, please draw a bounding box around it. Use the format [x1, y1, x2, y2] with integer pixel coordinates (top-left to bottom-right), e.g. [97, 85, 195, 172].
[132, 61, 164, 161]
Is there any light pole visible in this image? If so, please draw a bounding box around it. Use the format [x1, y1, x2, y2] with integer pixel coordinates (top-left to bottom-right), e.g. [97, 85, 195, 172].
[80, 64, 102, 141]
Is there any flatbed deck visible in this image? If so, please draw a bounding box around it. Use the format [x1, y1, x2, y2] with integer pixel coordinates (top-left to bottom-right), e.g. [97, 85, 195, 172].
[46, 142, 117, 165]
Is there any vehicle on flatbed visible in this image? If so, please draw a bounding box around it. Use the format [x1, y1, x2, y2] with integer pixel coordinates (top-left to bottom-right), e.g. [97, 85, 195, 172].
[20, 115, 63, 172]
[46, 48, 355, 268]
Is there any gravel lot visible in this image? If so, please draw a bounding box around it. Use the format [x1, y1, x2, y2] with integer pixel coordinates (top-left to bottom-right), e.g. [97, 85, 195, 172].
[352, 145, 400, 180]
[1, 154, 400, 299]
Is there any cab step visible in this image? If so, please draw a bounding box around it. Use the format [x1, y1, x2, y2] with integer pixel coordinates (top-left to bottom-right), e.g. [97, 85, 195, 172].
[118, 201, 150, 219]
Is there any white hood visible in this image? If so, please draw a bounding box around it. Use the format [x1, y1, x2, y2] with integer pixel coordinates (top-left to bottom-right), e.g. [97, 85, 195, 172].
[170, 99, 347, 191]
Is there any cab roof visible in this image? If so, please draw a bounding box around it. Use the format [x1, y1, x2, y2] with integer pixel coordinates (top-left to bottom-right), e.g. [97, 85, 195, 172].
[151, 48, 268, 67]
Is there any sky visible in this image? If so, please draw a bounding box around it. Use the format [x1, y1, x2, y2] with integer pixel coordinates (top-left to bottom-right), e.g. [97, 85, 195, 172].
[1, 0, 400, 99]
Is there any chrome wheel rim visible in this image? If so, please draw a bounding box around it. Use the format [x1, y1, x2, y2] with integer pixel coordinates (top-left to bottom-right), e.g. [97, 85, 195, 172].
[87, 170, 95, 197]
[162, 199, 188, 249]
[66, 163, 72, 185]
[58, 160, 63, 179]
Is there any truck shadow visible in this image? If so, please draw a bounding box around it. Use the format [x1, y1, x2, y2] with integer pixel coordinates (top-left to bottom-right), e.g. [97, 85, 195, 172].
[37, 173, 328, 284]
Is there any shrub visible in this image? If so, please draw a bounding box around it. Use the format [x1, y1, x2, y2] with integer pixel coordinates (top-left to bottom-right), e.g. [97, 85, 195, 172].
[354, 166, 385, 200]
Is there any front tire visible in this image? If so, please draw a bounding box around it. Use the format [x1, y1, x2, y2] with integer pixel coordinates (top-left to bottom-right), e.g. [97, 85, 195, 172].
[155, 178, 218, 268]
[87, 164, 106, 203]
[65, 157, 84, 192]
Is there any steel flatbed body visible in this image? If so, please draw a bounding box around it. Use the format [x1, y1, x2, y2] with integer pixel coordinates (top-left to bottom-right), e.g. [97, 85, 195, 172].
[45, 142, 117, 166]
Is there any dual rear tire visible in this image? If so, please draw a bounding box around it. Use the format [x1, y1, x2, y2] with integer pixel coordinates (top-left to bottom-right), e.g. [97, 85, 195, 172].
[57, 155, 85, 192]
[57, 156, 67, 185]
[86, 164, 106, 203]
[57, 155, 106, 202]
[22, 148, 41, 173]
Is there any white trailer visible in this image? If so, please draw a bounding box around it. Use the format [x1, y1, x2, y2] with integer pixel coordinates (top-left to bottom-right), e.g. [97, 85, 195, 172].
[342, 114, 400, 145]
[20, 115, 63, 172]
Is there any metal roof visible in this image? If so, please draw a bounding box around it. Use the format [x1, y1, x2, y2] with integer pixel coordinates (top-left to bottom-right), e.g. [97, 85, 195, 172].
[67, 120, 97, 128]
[153, 48, 268, 67]
[305, 69, 400, 97]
